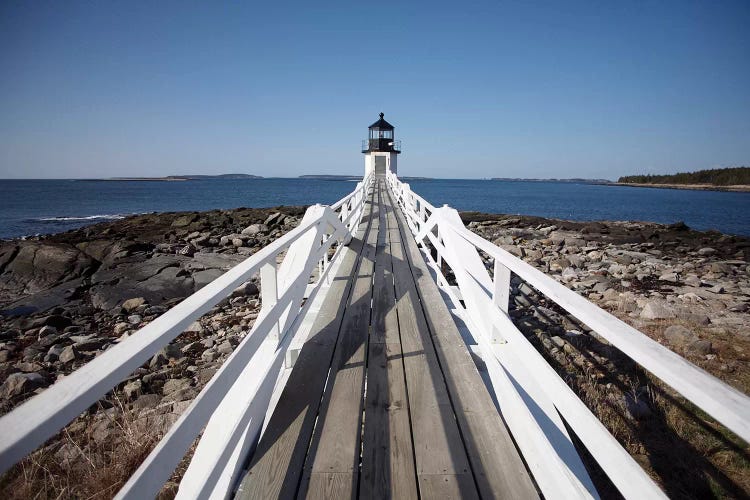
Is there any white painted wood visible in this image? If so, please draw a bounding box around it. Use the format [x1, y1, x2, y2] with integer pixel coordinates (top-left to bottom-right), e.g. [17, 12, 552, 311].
[483, 344, 600, 499]
[12, 169, 743, 499]
[268, 231, 353, 426]
[453, 222, 750, 444]
[172, 205, 330, 499]
[386, 170, 750, 498]
[414, 237, 607, 497]
[273, 206, 327, 344]
[0, 177, 374, 490]
[116, 287, 295, 499]
[260, 261, 279, 345]
[413, 205, 601, 499]
[491, 311, 666, 498]
[493, 259, 511, 313]
[388, 171, 750, 445]
[0, 214, 320, 473]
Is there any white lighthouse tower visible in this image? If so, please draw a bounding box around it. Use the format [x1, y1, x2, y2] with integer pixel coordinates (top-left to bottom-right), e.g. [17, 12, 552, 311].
[362, 113, 401, 177]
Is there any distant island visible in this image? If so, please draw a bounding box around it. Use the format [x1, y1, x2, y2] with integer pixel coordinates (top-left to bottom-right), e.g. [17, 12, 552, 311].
[85, 174, 263, 182]
[615, 167, 750, 192]
[299, 175, 432, 181]
[173, 174, 263, 180]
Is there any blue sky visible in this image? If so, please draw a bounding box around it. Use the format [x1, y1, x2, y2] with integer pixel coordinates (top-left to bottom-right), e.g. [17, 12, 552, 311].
[1, 1, 748, 179]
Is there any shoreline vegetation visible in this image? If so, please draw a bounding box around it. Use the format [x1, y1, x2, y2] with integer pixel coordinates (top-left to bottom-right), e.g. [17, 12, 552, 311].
[0, 206, 748, 497]
[610, 182, 750, 192]
[616, 166, 750, 192]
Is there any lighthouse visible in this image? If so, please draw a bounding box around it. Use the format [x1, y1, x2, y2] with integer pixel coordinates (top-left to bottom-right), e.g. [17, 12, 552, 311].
[362, 112, 401, 177]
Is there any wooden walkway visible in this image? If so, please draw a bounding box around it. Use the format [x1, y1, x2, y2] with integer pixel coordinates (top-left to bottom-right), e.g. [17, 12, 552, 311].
[235, 179, 538, 499]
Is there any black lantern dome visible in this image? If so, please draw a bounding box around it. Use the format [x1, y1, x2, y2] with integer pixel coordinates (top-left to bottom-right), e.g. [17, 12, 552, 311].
[362, 113, 401, 154]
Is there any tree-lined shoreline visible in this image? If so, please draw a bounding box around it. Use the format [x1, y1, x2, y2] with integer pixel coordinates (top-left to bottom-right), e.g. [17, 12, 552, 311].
[618, 167, 750, 186]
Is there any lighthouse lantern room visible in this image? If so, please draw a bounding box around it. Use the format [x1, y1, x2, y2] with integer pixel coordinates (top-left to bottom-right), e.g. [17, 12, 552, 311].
[362, 112, 401, 177]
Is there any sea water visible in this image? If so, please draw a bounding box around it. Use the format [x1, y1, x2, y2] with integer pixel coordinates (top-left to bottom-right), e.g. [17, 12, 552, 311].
[0, 178, 747, 239]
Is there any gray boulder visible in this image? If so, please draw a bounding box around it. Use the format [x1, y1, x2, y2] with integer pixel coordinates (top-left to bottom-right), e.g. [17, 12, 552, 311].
[640, 301, 676, 320]
[59, 345, 78, 364]
[44, 345, 64, 363]
[162, 378, 192, 396]
[0, 242, 94, 296]
[687, 339, 713, 355]
[38, 325, 58, 337]
[122, 297, 146, 312]
[232, 282, 259, 298]
[663, 325, 696, 347]
[171, 214, 198, 228]
[0, 372, 46, 398]
[191, 252, 244, 270]
[499, 244, 523, 258]
[192, 269, 224, 290]
[90, 262, 194, 310]
[241, 224, 268, 236]
[264, 213, 286, 227]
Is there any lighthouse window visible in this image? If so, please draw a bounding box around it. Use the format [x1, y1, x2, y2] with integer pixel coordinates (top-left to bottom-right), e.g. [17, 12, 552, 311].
[369, 129, 393, 139]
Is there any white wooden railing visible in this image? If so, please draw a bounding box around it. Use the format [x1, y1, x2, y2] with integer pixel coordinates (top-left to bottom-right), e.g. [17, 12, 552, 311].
[0, 176, 374, 499]
[2, 170, 747, 499]
[386, 170, 750, 499]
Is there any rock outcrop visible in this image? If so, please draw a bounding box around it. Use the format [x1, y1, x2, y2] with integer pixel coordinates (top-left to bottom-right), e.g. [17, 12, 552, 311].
[0, 206, 303, 415]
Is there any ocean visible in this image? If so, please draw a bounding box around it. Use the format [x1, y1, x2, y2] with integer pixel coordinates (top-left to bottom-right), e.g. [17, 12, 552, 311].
[1, 178, 748, 239]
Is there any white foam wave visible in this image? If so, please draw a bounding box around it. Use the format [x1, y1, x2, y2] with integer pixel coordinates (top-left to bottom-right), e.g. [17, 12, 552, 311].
[36, 214, 127, 222]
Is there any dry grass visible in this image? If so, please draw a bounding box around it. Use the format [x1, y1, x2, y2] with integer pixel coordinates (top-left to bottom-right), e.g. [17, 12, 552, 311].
[0, 392, 197, 499]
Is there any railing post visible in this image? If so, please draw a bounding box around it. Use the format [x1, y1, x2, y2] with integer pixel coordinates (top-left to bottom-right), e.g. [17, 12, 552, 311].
[436, 223, 443, 269]
[340, 200, 348, 225]
[260, 261, 279, 346]
[435, 206, 506, 345]
[493, 259, 511, 314]
[319, 234, 330, 284]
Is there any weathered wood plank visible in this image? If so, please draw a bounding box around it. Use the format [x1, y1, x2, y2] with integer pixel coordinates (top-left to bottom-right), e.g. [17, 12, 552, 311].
[235, 188, 376, 500]
[418, 474, 479, 498]
[360, 183, 418, 500]
[387, 187, 539, 499]
[384, 192, 478, 498]
[300, 186, 381, 499]
[304, 472, 356, 500]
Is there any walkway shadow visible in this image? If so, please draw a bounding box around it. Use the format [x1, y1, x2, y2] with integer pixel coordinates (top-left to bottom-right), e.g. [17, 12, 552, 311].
[510, 284, 749, 499]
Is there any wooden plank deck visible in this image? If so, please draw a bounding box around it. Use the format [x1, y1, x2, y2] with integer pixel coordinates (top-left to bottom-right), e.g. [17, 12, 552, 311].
[235, 179, 538, 499]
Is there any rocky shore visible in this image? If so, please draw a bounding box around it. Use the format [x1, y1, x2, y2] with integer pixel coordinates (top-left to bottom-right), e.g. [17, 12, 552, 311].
[462, 211, 750, 348]
[0, 208, 748, 497]
[0, 207, 311, 497]
[462, 212, 750, 498]
[0, 206, 304, 411]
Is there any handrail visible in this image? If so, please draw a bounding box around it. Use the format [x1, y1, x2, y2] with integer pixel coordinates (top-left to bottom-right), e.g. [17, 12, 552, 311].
[3, 168, 745, 499]
[0, 175, 374, 495]
[385, 170, 750, 498]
